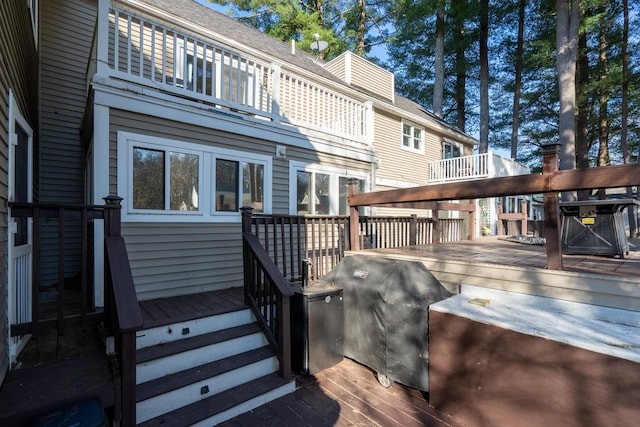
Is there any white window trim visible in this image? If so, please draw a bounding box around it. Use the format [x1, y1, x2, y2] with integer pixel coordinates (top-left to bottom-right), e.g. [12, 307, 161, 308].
[118, 131, 272, 222]
[401, 121, 424, 154]
[288, 160, 369, 216]
[442, 138, 463, 158]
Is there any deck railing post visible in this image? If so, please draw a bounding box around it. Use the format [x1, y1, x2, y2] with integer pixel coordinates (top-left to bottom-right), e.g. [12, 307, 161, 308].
[241, 207, 255, 305]
[520, 200, 528, 236]
[409, 214, 417, 246]
[468, 200, 476, 241]
[542, 144, 563, 270]
[102, 195, 122, 332]
[433, 204, 441, 244]
[103, 194, 123, 237]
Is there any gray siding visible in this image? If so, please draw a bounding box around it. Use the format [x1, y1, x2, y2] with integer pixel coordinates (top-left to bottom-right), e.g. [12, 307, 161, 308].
[39, 0, 96, 285]
[40, 0, 96, 203]
[109, 109, 371, 299]
[0, 0, 39, 384]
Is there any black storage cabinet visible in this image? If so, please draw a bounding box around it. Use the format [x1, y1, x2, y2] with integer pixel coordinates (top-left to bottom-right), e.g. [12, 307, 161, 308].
[290, 283, 344, 375]
[318, 255, 451, 391]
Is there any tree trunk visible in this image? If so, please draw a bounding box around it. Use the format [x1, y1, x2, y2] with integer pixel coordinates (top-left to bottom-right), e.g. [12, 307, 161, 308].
[479, 0, 489, 154]
[555, 0, 580, 200]
[356, 0, 366, 55]
[620, 0, 637, 236]
[455, 1, 467, 131]
[597, 12, 610, 169]
[433, 1, 445, 118]
[510, 0, 525, 160]
[576, 30, 589, 171]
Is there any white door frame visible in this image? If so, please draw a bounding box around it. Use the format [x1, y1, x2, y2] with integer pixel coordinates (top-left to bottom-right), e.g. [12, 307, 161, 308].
[7, 89, 34, 364]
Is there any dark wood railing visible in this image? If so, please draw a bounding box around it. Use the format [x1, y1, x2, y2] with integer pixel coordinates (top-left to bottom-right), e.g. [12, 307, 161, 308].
[247, 211, 467, 283]
[103, 196, 143, 427]
[9, 196, 142, 427]
[241, 208, 294, 379]
[347, 144, 640, 270]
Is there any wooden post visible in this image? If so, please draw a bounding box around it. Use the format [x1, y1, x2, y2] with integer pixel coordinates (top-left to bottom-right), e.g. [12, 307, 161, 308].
[542, 144, 563, 270]
[409, 214, 417, 246]
[240, 207, 254, 305]
[468, 200, 476, 241]
[349, 207, 360, 251]
[103, 194, 123, 237]
[433, 204, 441, 244]
[497, 201, 504, 235]
[347, 179, 361, 251]
[102, 195, 122, 335]
[520, 200, 528, 236]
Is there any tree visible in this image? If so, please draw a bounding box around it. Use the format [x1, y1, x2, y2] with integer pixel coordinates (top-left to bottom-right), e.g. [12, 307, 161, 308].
[210, 0, 391, 59]
[479, 0, 489, 153]
[555, 0, 580, 180]
[510, 0, 525, 160]
[433, 0, 445, 117]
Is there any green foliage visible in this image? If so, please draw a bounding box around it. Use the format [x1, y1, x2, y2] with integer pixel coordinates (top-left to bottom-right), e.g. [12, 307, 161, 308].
[208, 0, 389, 59]
[387, 0, 640, 169]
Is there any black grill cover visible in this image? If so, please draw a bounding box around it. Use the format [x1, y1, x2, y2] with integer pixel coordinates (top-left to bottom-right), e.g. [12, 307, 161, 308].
[318, 255, 451, 391]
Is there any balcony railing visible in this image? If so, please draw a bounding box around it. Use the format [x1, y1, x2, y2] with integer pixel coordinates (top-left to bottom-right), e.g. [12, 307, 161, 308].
[97, 4, 369, 143]
[428, 152, 531, 184]
[428, 152, 491, 184]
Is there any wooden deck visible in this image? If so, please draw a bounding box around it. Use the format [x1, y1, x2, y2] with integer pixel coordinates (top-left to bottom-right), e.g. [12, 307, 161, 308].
[220, 357, 462, 427]
[138, 286, 245, 328]
[367, 235, 640, 279]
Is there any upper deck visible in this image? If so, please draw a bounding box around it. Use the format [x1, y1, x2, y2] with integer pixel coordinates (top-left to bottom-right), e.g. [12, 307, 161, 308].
[352, 236, 640, 312]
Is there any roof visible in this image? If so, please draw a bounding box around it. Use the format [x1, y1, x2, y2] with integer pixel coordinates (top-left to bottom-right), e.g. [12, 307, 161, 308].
[134, 0, 477, 145]
[138, 0, 343, 84]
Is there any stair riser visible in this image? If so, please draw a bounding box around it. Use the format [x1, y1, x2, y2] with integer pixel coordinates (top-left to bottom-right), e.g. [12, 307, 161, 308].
[136, 333, 269, 384]
[191, 382, 297, 427]
[136, 309, 255, 350]
[136, 357, 279, 423]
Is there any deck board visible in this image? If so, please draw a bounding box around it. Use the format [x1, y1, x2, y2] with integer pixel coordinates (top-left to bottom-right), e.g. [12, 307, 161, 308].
[369, 236, 639, 279]
[220, 358, 463, 427]
[138, 287, 245, 328]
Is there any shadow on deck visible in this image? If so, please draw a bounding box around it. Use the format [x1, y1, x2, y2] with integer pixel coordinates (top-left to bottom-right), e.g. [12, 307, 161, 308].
[220, 357, 462, 427]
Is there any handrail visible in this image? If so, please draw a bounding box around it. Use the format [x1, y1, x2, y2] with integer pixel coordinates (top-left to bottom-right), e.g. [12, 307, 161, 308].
[242, 232, 294, 379]
[8, 197, 142, 426]
[104, 235, 143, 427]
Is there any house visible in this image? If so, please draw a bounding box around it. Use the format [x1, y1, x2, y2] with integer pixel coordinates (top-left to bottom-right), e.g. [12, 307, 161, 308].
[2, 0, 39, 386]
[1, 0, 531, 424]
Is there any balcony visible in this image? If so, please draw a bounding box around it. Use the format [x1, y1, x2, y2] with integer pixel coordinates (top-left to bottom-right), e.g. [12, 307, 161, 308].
[89, 2, 370, 145]
[427, 151, 530, 184]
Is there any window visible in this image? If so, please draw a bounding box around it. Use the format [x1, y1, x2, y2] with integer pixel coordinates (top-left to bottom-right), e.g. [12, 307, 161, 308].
[290, 161, 368, 216]
[132, 147, 200, 211]
[402, 122, 423, 152]
[443, 140, 462, 158]
[216, 159, 264, 212]
[119, 132, 271, 222]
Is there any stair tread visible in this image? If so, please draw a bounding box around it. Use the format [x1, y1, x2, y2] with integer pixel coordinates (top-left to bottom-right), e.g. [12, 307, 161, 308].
[138, 373, 293, 427]
[137, 323, 261, 364]
[136, 346, 275, 402]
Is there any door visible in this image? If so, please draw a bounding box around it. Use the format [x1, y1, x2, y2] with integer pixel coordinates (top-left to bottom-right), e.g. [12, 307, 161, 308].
[8, 90, 33, 364]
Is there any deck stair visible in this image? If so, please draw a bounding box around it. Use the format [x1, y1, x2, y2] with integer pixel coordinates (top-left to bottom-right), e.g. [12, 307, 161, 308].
[135, 292, 296, 426]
